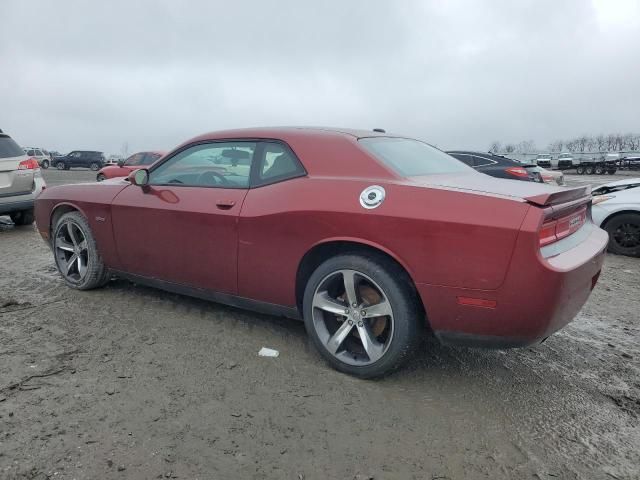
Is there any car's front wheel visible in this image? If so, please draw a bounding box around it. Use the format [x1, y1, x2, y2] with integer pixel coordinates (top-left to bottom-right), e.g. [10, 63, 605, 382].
[303, 253, 423, 378]
[96, 173, 106, 182]
[56, 161, 66, 170]
[53, 211, 110, 289]
[41, 159, 50, 169]
[10, 209, 34, 226]
[604, 213, 640, 257]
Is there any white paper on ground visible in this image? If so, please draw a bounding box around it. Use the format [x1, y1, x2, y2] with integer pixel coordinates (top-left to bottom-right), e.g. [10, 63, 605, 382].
[258, 347, 280, 358]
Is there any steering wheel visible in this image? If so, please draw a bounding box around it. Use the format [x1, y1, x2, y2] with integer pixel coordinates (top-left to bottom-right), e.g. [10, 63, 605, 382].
[197, 170, 229, 186]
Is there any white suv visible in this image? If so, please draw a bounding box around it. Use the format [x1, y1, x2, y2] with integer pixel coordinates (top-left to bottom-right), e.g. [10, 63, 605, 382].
[0, 130, 47, 225]
[23, 147, 51, 169]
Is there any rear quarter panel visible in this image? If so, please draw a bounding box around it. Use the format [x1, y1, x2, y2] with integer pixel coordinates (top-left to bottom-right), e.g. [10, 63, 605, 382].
[238, 177, 530, 307]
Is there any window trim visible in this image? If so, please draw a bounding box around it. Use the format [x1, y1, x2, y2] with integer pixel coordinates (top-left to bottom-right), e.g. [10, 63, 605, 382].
[147, 139, 259, 190]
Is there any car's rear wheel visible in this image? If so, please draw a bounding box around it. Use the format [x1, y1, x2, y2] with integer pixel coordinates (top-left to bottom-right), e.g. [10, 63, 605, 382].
[303, 253, 423, 378]
[96, 173, 106, 182]
[53, 211, 110, 289]
[585, 164, 595, 175]
[10, 209, 34, 226]
[56, 161, 66, 170]
[576, 165, 585, 175]
[89, 162, 100, 171]
[594, 165, 605, 175]
[604, 213, 640, 257]
[41, 159, 49, 169]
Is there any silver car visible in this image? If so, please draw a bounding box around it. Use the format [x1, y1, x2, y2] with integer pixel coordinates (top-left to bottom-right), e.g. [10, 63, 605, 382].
[0, 130, 46, 225]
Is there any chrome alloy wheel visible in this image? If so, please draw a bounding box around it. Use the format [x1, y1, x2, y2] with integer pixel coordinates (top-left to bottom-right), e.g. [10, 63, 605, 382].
[54, 221, 89, 283]
[311, 269, 394, 366]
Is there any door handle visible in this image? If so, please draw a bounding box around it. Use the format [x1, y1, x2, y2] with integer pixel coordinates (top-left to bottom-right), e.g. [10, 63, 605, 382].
[216, 200, 236, 210]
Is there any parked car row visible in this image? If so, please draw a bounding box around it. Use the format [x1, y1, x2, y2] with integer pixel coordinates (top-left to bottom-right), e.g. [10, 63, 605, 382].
[535, 152, 623, 175]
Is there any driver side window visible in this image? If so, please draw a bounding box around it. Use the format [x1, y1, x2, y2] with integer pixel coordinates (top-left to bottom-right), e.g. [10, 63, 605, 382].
[149, 142, 256, 188]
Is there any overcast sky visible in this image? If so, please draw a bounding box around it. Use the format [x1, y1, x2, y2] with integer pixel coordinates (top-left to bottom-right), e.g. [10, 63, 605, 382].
[1, 0, 639, 154]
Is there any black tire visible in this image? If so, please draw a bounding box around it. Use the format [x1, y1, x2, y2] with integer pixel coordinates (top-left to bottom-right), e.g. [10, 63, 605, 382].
[303, 253, 423, 378]
[42, 159, 50, 169]
[56, 161, 66, 170]
[89, 162, 100, 171]
[576, 165, 585, 175]
[594, 165, 605, 175]
[603, 213, 640, 257]
[96, 173, 106, 182]
[10, 209, 34, 226]
[53, 211, 110, 290]
[607, 169, 617, 175]
[585, 164, 595, 175]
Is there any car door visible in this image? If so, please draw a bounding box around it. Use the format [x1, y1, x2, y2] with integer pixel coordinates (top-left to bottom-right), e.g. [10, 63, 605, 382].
[67, 151, 81, 167]
[110, 141, 257, 295]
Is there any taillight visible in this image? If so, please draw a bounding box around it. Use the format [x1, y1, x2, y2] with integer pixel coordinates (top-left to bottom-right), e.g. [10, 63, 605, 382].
[538, 206, 587, 247]
[505, 167, 529, 178]
[541, 173, 553, 183]
[18, 158, 40, 170]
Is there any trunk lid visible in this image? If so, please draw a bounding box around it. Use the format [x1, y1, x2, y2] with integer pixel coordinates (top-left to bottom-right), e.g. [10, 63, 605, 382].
[408, 172, 590, 207]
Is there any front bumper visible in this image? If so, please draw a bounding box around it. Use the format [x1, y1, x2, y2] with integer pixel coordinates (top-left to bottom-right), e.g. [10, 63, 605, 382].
[417, 223, 608, 348]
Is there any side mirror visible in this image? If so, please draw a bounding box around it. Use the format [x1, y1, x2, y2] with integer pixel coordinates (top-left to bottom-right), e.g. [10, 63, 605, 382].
[117, 159, 125, 167]
[129, 169, 149, 187]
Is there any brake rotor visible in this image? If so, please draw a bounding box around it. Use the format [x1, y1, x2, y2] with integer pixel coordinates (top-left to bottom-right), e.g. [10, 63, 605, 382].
[337, 283, 388, 337]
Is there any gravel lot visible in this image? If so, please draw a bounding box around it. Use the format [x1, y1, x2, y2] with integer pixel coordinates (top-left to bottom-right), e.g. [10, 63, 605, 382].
[1, 169, 639, 479]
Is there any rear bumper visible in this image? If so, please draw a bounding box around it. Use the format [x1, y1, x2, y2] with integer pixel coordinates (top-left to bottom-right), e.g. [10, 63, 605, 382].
[0, 176, 45, 216]
[0, 198, 35, 215]
[418, 222, 608, 348]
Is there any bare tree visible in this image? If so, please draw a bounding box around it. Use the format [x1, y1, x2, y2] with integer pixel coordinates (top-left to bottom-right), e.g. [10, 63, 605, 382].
[577, 135, 589, 152]
[488, 141, 501, 153]
[548, 140, 563, 152]
[517, 140, 536, 153]
[595, 134, 606, 152]
[504, 144, 516, 153]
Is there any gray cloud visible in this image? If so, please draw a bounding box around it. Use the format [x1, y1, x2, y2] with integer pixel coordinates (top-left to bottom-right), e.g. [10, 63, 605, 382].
[1, 0, 639, 154]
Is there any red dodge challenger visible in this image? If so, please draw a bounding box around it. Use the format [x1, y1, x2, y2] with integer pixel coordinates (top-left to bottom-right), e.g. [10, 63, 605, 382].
[35, 127, 607, 378]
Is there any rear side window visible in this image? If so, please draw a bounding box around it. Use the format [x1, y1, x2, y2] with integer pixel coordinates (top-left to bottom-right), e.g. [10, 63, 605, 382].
[359, 137, 471, 176]
[255, 142, 305, 185]
[0, 136, 25, 158]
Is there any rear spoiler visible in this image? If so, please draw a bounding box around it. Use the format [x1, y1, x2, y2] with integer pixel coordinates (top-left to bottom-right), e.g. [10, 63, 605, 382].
[524, 185, 591, 207]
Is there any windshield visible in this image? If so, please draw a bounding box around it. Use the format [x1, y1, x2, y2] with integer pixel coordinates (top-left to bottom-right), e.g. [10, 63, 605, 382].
[359, 137, 471, 176]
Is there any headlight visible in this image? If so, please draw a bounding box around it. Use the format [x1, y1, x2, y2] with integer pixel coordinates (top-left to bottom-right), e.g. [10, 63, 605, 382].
[592, 195, 614, 205]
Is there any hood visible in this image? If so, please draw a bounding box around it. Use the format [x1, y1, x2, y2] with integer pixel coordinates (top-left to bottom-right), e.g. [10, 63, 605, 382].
[408, 172, 590, 207]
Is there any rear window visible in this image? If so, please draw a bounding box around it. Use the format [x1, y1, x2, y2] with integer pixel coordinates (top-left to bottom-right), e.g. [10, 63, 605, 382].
[359, 137, 470, 176]
[0, 135, 25, 159]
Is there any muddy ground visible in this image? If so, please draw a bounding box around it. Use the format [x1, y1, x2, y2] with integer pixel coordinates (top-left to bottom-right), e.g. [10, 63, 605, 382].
[0, 170, 639, 479]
